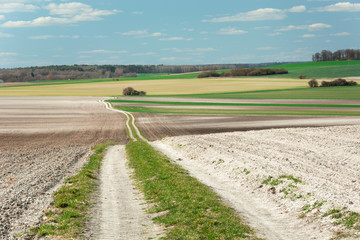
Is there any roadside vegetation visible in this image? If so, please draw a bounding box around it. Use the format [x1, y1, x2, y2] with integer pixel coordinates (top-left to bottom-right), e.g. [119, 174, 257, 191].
[126, 140, 256, 239]
[28, 143, 115, 239]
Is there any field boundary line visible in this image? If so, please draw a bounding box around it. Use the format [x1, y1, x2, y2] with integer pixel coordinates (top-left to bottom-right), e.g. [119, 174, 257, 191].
[100, 99, 136, 141]
[100, 99, 147, 142]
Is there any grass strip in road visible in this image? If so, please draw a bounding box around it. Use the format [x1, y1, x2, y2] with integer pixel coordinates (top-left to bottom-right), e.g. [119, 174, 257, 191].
[173, 85, 360, 100]
[115, 105, 360, 116]
[29, 142, 115, 238]
[109, 99, 360, 108]
[126, 140, 256, 239]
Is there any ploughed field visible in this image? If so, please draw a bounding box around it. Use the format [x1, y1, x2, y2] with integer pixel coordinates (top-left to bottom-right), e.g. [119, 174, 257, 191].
[153, 125, 360, 239]
[1, 95, 360, 239]
[111, 97, 360, 140]
[0, 97, 127, 239]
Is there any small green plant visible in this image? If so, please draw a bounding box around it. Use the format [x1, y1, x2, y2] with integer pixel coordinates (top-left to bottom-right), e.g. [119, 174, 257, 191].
[301, 200, 325, 214]
[30, 143, 115, 238]
[243, 168, 251, 175]
[262, 177, 283, 186]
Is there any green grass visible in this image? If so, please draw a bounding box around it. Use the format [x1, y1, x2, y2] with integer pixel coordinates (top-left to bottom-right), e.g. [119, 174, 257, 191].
[264, 60, 360, 79]
[109, 99, 360, 108]
[174, 85, 360, 100]
[114, 105, 360, 116]
[126, 140, 256, 239]
[30, 143, 115, 239]
[0, 72, 202, 89]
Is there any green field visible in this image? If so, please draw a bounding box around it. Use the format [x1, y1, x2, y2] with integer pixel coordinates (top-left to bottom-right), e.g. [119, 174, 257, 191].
[110, 99, 360, 108]
[115, 105, 360, 116]
[264, 60, 360, 79]
[176, 85, 360, 100]
[0, 61, 359, 98]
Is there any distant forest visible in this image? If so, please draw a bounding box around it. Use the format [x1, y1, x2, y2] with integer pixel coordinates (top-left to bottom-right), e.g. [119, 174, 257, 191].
[0, 62, 294, 82]
[312, 49, 360, 62]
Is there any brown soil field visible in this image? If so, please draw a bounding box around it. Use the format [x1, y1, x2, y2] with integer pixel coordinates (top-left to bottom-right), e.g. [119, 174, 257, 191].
[0, 97, 127, 239]
[135, 113, 360, 141]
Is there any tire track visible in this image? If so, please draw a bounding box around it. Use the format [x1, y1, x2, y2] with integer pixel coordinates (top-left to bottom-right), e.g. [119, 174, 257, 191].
[100, 99, 147, 142]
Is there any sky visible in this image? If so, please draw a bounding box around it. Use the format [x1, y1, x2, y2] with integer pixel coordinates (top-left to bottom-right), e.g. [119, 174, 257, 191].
[0, 0, 359, 68]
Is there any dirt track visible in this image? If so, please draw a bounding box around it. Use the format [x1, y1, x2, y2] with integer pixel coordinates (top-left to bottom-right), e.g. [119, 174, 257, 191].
[0, 97, 127, 239]
[153, 125, 360, 239]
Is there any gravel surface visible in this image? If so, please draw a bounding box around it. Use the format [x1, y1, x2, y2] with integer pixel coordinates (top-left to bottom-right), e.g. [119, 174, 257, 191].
[0, 97, 127, 239]
[0, 146, 91, 239]
[153, 125, 360, 239]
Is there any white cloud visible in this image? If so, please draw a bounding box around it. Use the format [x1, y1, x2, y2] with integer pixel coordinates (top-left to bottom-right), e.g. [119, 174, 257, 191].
[268, 32, 282, 36]
[120, 30, 148, 36]
[182, 28, 194, 32]
[131, 52, 155, 56]
[0, 52, 17, 56]
[275, 23, 331, 32]
[0, 32, 13, 38]
[160, 57, 176, 61]
[308, 23, 332, 30]
[331, 32, 351, 36]
[257, 46, 276, 50]
[302, 34, 316, 38]
[132, 11, 143, 15]
[159, 37, 191, 41]
[119, 30, 164, 38]
[0, 15, 5, 20]
[326, 40, 331, 43]
[203, 8, 287, 22]
[2, 2, 120, 27]
[163, 48, 215, 53]
[288, 5, 306, 13]
[315, 2, 360, 12]
[79, 49, 127, 54]
[218, 27, 247, 35]
[28, 34, 80, 39]
[0, 3, 39, 13]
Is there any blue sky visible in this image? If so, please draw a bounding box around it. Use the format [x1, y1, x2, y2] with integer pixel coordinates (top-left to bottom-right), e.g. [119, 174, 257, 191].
[0, 0, 359, 68]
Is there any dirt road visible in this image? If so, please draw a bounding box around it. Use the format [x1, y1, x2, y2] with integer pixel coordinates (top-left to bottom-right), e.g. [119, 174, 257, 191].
[0, 97, 127, 239]
[88, 145, 162, 240]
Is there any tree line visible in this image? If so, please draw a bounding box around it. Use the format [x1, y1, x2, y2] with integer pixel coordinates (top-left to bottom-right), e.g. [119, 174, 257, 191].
[312, 49, 360, 62]
[0, 62, 296, 83]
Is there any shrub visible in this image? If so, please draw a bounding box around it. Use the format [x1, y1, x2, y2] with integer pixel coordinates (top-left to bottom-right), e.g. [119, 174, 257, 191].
[308, 79, 319, 88]
[320, 78, 358, 87]
[123, 87, 146, 96]
[197, 72, 221, 78]
[298, 75, 307, 79]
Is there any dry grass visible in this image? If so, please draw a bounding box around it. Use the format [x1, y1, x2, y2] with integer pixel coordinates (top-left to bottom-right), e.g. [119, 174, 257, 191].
[0, 78, 307, 96]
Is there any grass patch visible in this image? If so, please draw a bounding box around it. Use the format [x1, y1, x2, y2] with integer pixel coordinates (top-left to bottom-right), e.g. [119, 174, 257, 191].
[175, 85, 360, 100]
[126, 140, 256, 239]
[114, 105, 360, 117]
[30, 142, 115, 238]
[109, 99, 360, 108]
[264, 60, 360, 79]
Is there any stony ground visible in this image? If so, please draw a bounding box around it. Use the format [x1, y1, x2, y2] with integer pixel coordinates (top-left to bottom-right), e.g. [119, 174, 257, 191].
[0, 97, 127, 239]
[154, 125, 360, 239]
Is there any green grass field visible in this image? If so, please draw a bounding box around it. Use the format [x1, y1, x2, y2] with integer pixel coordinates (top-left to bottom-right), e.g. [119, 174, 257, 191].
[115, 105, 360, 116]
[109, 99, 360, 108]
[176, 85, 360, 100]
[0, 61, 359, 98]
[264, 60, 360, 79]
